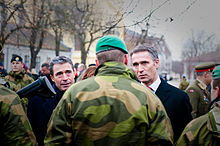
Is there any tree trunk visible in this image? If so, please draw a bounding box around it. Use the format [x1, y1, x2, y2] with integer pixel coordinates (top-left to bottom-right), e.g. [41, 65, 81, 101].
[29, 28, 37, 69]
[55, 28, 62, 56]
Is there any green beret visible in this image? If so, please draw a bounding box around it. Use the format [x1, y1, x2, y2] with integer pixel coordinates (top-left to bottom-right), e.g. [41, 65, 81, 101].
[212, 65, 220, 79]
[195, 62, 215, 72]
[96, 35, 128, 54]
[11, 55, 23, 63]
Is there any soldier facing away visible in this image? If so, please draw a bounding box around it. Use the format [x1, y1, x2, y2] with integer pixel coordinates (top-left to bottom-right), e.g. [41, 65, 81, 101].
[0, 84, 36, 145]
[186, 62, 216, 119]
[177, 65, 220, 145]
[179, 76, 189, 91]
[44, 35, 174, 145]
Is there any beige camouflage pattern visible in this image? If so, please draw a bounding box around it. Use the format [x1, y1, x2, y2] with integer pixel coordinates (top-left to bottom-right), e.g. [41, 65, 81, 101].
[0, 84, 36, 145]
[45, 62, 173, 145]
[5, 69, 34, 92]
[177, 101, 220, 145]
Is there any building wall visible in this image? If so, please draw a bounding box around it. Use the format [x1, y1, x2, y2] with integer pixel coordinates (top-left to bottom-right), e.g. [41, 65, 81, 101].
[3, 44, 71, 73]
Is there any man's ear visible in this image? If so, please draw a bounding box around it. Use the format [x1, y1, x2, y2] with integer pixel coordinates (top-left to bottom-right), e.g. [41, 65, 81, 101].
[95, 58, 99, 67]
[155, 58, 160, 69]
[123, 54, 128, 65]
[50, 74, 55, 82]
[217, 86, 220, 97]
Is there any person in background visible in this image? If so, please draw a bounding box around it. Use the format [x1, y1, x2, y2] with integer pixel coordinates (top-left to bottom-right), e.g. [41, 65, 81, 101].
[5, 55, 34, 92]
[179, 76, 189, 91]
[185, 62, 216, 119]
[0, 62, 8, 77]
[30, 68, 39, 80]
[27, 56, 75, 146]
[130, 44, 192, 142]
[44, 35, 174, 145]
[5, 55, 34, 112]
[76, 63, 86, 81]
[177, 65, 220, 146]
[81, 66, 97, 80]
[40, 62, 53, 85]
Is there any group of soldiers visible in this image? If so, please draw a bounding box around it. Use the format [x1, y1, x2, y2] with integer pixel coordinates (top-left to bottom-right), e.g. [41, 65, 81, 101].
[0, 35, 220, 145]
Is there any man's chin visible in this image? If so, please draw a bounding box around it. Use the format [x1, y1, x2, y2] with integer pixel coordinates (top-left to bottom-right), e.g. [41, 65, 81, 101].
[60, 85, 71, 91]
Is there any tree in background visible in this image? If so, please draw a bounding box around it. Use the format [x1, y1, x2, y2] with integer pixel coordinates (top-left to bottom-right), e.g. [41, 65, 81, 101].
[47, 0, 125, 64]
[181, 29, 218, 79]
[0, 0, 28, 53]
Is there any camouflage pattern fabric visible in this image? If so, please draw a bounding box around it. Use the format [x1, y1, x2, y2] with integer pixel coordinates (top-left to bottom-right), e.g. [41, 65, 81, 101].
[45, 62, 174, 145]
[186, 80, 211, 118]
[177, 101, 220, 145]
[5, 69, 34, 92]
[5, 69, 34, 112]
[0, 76, 18, 91]
[0, 84, 36, 145]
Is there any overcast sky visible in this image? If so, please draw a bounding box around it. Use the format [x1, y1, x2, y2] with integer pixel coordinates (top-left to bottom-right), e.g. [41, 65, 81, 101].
[122, 0, 220, 61]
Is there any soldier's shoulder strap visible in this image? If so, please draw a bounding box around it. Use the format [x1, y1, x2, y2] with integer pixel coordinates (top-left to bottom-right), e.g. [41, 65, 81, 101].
[207, 102, 220, 132]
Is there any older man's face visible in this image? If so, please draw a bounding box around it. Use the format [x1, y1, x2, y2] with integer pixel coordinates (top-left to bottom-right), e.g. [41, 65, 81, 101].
[11, 61, 23, 72]
[50, 62, 75, 91]
[131, 51, 159, 86]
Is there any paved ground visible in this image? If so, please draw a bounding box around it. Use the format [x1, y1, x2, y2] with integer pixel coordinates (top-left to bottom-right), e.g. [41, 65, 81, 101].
[168, 79, 180, 88]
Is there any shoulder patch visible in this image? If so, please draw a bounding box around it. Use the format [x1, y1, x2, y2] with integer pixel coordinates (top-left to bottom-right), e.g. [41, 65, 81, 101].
[190, 89, 194, 93]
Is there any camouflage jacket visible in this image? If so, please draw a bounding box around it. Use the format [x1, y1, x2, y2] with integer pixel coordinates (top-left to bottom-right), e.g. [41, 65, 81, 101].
[0, 85, 36, 145]
[186, 80, 210, 118]
[0, 76, 18, 91]
[45, 62, 174, 146]
[5, 69, 34, 92]
[177, 101, 220, 146]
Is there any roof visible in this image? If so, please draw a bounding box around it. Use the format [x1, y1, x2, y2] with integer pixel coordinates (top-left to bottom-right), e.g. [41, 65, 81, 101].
[124, 29, 171, 56]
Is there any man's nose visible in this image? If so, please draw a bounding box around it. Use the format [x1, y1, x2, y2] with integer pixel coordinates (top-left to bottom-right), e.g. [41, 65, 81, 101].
[138, 64, 144, 72]
[62, 73, 69, 80]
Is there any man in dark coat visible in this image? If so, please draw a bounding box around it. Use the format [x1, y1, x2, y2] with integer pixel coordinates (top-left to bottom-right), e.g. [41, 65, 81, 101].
[130, 44, 193, 142]
[27, 56, 75, 146]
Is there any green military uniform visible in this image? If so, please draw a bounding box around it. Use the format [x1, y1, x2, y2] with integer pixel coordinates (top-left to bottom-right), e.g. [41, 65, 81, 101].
[0, 76, 18, 91]
[5, 68, 34, 92]
[5, 69, 34, 112]
[44, 62, 174, 145]
[179, 78, 189, 91]
[176, 100, 220, 146]
[186, 62, 216, 119]
[186, 79, 210, 118]
[0, 84, 36, 145]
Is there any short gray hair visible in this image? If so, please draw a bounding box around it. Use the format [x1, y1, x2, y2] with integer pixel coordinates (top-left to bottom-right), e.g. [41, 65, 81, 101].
[130, 44, 158, 61]
[50, 56, 74, 76]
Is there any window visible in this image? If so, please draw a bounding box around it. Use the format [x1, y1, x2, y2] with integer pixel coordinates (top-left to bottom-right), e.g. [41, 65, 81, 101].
[24, 55, 30, 67]
[36, 56, 41, 73]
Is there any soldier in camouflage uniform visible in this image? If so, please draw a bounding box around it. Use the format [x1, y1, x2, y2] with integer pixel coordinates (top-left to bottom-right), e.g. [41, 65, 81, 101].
[186, 62, 215, 119]
[179, 76, 189, 91]
[177, 65, 220, 145]
[44, 35, 174, 145]
[5, 55, 34, 92]
[5, 55, 34, 112]
[0, 84, 36, 145]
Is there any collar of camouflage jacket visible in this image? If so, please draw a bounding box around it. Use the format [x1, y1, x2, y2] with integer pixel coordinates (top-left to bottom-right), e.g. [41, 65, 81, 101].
[207, 101, 220, 135]
[95, 62, 139, 82]
[8, 68, 26, 79]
